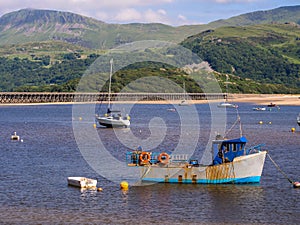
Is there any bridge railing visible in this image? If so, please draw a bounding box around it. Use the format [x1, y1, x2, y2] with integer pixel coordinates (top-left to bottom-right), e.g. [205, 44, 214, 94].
[0, 92, 226, 104]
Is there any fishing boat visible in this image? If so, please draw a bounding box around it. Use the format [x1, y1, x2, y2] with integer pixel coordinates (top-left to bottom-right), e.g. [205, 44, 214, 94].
[126, 112, 267, 184]
[67, 177, 97, 188]
[297, 113, 300, 126]
[96, 59, 130, 128]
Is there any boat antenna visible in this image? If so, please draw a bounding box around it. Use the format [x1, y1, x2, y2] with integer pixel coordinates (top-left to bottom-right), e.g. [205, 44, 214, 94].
[108, 58, 113, 111]
[224, 107, 243, 138]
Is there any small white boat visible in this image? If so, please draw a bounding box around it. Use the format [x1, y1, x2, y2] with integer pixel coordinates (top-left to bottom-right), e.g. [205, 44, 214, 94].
[217, 75, 238, 108]
[11, 132, 20, 141]
[253, 107, 266, 111]
[217, 102, 238, 108]
[67, 177, 97, 188]
[178, 82, 191, 106]
[179, 100, 190, 106]
[167, 108, 176, 112]
[96, 111, 130, 128]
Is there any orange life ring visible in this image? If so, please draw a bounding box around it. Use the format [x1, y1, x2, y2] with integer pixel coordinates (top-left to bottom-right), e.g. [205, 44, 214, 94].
[139, 152, 151, 164]
[158, 152, 170, 164]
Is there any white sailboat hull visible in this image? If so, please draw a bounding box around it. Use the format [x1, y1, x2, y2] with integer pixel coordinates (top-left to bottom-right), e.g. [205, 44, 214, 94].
[217, 102, 238, 108]
[140, 151, 266, 184]
[97, 116, 130, 128]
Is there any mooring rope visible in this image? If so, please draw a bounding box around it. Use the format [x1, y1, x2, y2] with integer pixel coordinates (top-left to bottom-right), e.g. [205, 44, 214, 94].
[267, 153, 294, 184]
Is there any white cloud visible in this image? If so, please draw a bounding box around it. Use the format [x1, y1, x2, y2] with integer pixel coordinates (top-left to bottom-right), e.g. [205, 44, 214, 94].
[114, 8, 142, 22]
[157, 9, 167, 16]
[178, 14, 187, 21]
[144, 9, 170, 24]
[113, 8, 170, 24]
[0, 0, 175, 12]
[214, 0, 257, 3]
[0, 0, 175, 24]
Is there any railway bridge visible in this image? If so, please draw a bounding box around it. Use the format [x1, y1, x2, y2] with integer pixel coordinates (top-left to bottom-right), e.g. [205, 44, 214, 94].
[0, 92, 226, 104]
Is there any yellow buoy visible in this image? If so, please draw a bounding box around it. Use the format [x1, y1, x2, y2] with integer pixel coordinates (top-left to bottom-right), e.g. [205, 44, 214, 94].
[269, 122, 272, 125]
[259, 121, 263, 124]
[120, 181, 129, 190]
[97, 187, 103, 192]
[93, 123, 97, 128]
[291, 127, 296, 133]
[79, 117, 82, 121]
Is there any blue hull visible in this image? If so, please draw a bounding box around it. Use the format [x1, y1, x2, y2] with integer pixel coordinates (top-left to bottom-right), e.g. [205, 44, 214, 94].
[142, 176, 261, 184]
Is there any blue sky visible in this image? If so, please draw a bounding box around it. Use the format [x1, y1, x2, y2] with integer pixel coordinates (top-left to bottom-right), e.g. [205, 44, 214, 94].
[0, 0, 299, 26]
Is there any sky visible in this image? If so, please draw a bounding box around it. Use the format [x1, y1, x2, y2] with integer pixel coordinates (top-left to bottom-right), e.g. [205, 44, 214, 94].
[0, 0, 299, 26]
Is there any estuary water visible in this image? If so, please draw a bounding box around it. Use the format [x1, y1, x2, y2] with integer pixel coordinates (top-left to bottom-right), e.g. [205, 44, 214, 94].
[0, 103, 299, 224]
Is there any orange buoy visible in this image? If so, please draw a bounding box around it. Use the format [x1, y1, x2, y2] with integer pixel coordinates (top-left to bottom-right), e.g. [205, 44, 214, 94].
[158, 152, 170, 164]
[139, 152, 151, 164]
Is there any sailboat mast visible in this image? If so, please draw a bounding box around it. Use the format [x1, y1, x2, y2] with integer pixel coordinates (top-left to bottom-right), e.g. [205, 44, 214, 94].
[225, 74, 229, 102]
[108, 58, 113, 110]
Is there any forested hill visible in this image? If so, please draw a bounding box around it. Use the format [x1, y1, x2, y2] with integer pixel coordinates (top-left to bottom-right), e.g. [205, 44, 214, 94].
[1, 23, 300, 93]
[181, 23, 300, 93]
[1, 6, 300, 93]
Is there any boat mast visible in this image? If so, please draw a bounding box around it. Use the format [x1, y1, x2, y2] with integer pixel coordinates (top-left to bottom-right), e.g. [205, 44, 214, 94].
[225, 74, 229, 102]
[108, 58, 113, 111]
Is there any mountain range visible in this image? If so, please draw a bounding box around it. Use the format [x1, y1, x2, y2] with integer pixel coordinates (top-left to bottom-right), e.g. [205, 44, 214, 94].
[0, 6, 300, 93]
[1, 6, 300, 49]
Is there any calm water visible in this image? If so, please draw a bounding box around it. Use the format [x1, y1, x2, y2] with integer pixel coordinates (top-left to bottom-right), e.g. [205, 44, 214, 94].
[0, 103, 299, 224]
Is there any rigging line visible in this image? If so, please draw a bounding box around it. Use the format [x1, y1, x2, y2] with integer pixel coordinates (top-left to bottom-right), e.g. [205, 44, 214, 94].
[236, 107, 243, 137]
[267, 153, 294, 184]
[141, 165, 152, 179]
[224, 108, 242, 138]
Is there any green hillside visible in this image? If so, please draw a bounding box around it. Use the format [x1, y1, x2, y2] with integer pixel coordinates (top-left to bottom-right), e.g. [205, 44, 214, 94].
[1, 7, 300, 93]
[181, 23, 300, 93]
[1, 6, 300, 49]
[209, 5, 300, 27]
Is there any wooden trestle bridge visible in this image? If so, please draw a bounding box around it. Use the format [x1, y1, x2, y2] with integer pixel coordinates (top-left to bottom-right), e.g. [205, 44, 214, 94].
[0, 92, 226, 104]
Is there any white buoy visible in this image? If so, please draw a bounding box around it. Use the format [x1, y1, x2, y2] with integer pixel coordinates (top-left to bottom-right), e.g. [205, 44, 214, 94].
[11, 132, 20, 141]
[293, 181, 300, 188]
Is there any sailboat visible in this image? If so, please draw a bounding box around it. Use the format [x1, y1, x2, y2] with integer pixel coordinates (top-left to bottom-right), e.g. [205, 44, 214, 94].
[178, 82, 190, 106]
[217, 74, 238, 108]
[297, 113, 300, 126]
[96, 59, 130, 128]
